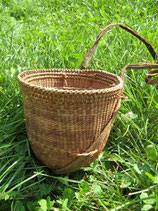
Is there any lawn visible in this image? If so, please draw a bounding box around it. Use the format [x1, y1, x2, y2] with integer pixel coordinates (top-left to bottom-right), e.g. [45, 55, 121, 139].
[0, 0, 158, 210]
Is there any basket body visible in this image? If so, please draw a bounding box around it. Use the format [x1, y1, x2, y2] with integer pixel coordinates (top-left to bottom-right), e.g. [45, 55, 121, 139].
[18, 69, 123, 173]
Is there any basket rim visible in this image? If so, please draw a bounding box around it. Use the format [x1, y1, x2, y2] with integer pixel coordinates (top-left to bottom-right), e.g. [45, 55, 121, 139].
[18, 68, 123, 94]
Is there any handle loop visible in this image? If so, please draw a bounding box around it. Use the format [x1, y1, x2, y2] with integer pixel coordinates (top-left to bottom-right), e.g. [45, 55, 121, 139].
[80, 23, 158, 90]
[81, 23, 157, 69]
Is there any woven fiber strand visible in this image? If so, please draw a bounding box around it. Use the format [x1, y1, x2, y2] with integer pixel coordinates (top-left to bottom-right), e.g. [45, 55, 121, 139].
[18, 69, 122, 171]
[18, 23, 158, 174]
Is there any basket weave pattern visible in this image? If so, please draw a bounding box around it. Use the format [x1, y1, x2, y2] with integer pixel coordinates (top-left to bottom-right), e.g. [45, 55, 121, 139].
[19, 69, 122, 170]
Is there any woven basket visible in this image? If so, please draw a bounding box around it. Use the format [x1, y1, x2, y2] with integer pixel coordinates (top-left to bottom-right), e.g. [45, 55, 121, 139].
[18, 23, 158, 174]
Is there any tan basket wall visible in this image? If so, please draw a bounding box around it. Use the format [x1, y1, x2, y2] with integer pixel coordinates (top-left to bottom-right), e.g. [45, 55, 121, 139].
[19, 69, 123, 170]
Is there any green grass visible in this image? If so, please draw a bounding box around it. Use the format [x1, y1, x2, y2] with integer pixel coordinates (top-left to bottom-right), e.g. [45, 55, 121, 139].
[0, 0, 158, 210]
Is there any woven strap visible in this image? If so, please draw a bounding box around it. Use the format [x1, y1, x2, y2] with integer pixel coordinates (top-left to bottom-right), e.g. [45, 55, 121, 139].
[53, 100, 120, 174]
[80, 23, 158, 89]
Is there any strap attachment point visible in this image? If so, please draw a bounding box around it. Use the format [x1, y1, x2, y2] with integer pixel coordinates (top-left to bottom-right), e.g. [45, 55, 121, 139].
[116, 94, 128, 100]
[68, 149, 98, 157]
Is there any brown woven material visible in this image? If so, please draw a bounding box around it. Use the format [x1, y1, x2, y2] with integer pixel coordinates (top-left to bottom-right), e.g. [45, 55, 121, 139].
[18, 69, 122, 172]
[18, 23, 158, 174]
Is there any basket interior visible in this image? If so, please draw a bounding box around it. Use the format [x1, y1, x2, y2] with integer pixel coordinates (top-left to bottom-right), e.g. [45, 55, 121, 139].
[20, 69, 121, 91]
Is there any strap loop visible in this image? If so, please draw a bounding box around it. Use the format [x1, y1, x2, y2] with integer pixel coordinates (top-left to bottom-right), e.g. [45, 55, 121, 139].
[81, 23, 157, 69]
